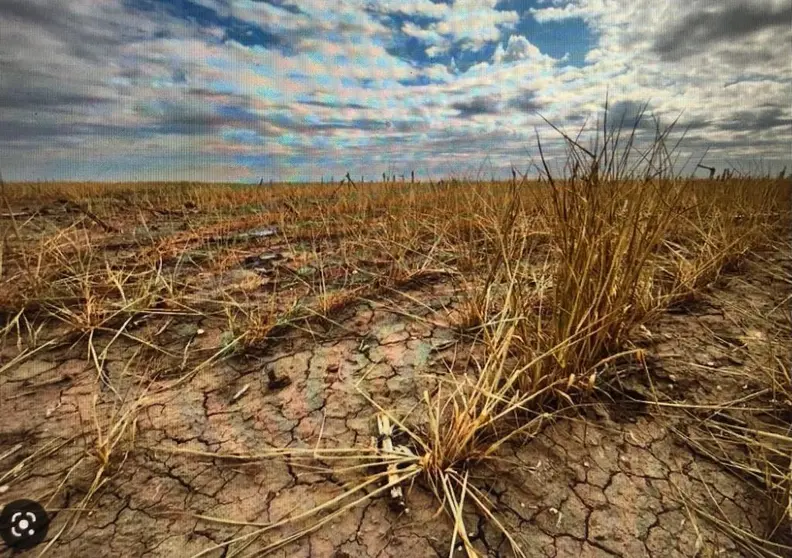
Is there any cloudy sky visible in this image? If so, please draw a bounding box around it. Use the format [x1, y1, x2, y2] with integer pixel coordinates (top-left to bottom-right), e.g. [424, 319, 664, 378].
[1, 0, 790, 181]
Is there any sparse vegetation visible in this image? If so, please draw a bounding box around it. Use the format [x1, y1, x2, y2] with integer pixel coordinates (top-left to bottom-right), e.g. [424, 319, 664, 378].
[1, 109, 790, 556]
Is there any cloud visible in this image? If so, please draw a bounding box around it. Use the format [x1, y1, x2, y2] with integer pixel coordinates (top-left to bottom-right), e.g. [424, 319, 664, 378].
[0, 0, 789, 180]
[380, 0, 519, 55]
[0, 120, 128, 143]
[435, 0, 519, 49]
[451, 95, 502, 118]
[530, 3, 589, 23]
[402, 21, 446, 44]
[300, 100, 370, 110]
[652, 1, 792, 61]
[493, 35, 554, 64]
[370, 0, 449, 19]
[717, 106, 792, 132]
[506, 91, 543, 113]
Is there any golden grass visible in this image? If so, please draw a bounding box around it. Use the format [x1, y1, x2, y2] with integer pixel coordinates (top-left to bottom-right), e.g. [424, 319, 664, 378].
[1, 105, 790, 556]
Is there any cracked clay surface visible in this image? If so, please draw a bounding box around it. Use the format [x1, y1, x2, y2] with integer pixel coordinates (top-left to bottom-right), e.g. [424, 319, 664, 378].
[1, 249, 790, 557]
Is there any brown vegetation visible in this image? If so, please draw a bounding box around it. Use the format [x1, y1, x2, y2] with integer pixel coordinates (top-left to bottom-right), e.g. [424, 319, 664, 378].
[1, 117, 790, 556]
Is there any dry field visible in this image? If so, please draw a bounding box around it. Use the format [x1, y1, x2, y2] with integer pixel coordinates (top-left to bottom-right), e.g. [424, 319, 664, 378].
[1, 133, 791, 557]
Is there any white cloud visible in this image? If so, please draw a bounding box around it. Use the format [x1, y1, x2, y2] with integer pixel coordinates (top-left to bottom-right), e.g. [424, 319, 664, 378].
[402, 21, 445, 44]
[426, 45, 451, 59]
[493, 35, 555, 65]
[379, 0, 519, 54]
[369, 0, 450, 18]
[435, 0, 519, 50]
[530, 3, 590, 23]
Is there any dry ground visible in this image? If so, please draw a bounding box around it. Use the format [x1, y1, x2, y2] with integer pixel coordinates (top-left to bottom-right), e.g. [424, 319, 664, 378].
[1, 175, 790, 557]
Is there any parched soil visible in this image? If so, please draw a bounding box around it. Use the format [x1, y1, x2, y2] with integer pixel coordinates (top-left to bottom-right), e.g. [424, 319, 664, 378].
[1, 203, 790, 557]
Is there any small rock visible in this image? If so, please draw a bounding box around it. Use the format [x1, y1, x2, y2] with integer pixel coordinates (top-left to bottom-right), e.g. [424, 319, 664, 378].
[266, 368, 292, 390]
[268, 376, 292, 390]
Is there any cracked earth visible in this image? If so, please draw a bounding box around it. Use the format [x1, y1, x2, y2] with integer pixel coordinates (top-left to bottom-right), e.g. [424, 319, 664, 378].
[1, 233, 791, 557]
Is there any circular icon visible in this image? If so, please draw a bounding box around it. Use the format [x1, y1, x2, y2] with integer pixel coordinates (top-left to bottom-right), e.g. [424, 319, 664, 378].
[0, 499, 49, 549]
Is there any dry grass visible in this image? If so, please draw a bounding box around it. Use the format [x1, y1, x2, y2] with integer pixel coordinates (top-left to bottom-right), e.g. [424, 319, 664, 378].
[1, 104, 791, 556]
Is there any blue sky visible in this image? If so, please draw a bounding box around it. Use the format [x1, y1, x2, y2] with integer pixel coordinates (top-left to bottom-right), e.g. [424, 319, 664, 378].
[0, 0, 790, 181]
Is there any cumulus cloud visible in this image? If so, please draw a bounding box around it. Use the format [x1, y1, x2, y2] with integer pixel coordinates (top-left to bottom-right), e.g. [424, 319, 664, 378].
[402, 21, 446, 44]
[0, 0, 788, 180]
[369, 0, 450, 19]
[493, 35, 553, 64]
[530, 3, 590, 23]
[380, 0, 519, 56]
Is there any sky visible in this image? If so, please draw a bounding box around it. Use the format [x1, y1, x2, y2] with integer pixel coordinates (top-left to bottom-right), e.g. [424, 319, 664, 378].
[0, 0, 790, 182]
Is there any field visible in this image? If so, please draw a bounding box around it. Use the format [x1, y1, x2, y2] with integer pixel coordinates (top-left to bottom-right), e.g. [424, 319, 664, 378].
[1, 136, 791, 557]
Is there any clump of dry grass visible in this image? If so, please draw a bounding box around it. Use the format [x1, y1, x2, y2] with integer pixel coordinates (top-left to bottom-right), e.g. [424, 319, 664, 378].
[531, 144, 681, 378]
[460, 106, 691, 406]
[661, 176, 790, 306]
